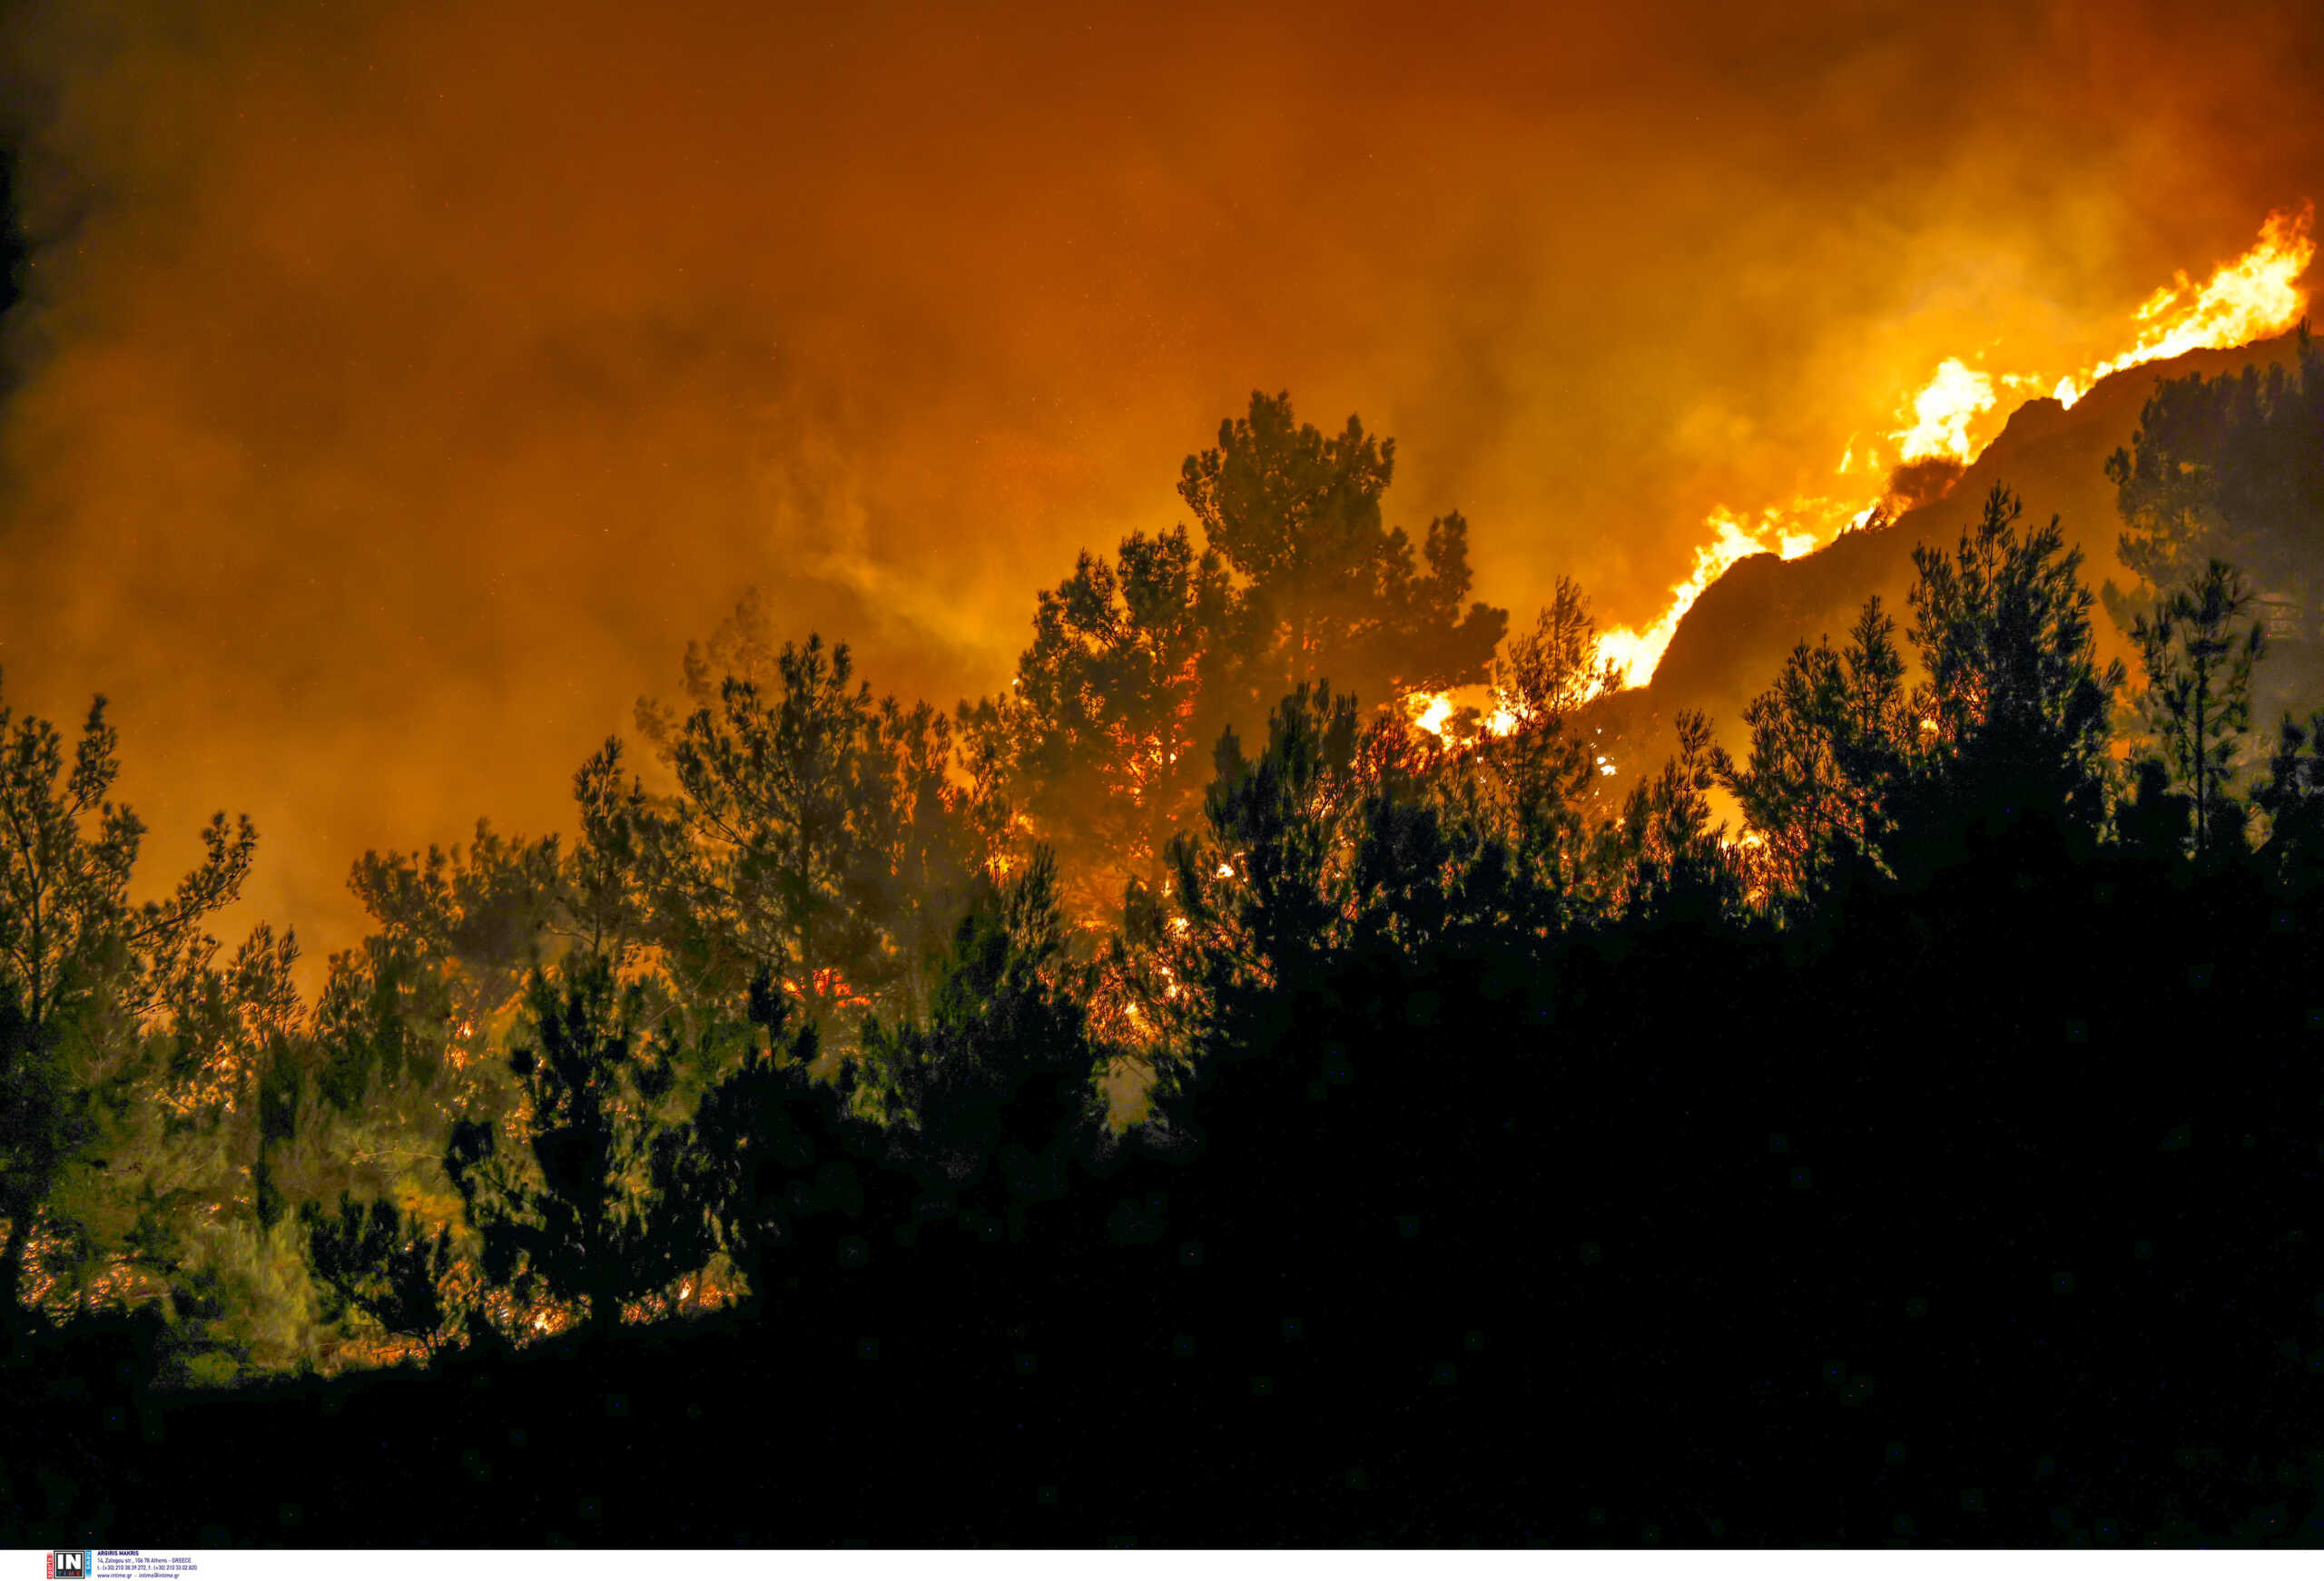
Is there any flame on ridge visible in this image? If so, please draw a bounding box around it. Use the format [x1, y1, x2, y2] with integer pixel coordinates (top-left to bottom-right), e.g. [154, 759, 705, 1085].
[1892, 358, 1997, 463]
[1590, 204, 2315, 691]
[1591, 498, 1873, 691]
[2054, 204, 2314, 407]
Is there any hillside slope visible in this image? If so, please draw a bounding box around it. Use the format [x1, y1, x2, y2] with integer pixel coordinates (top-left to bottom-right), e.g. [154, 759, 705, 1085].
[1608, 330, 2310, 775]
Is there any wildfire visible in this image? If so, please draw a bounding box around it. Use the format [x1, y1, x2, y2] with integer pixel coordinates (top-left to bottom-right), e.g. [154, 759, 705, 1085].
[1891, 358, 1995, 463]
[1592, 501, 1863, 690]
[1403, 687, 1522, 743]
[2054, 205, 2315, 406]
[780, 966, 872, 1012]
[1593, 205, 2315, 690]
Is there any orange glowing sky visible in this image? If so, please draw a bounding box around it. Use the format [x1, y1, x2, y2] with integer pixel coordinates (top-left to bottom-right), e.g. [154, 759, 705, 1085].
[2, 0, 2321, 965]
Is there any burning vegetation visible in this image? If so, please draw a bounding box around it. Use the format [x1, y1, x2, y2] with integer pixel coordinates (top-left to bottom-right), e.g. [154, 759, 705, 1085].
[6, 213, 2324, 1543]
[1588, 207, 2316, 692]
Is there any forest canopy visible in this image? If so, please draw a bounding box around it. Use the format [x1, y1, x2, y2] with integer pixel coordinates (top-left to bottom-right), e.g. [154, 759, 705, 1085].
[4, 368, 2324, 1546]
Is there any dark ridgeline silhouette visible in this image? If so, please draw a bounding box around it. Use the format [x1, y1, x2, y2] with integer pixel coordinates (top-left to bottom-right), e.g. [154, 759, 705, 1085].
[4, 376, 2324, 1548]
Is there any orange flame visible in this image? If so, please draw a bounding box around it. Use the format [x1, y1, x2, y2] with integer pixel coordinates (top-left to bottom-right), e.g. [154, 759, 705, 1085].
[1595, 205, 2315, 690]
[1593, 500, 1866, 690]
[2054, 204, 2314, 406]
[1892, 358, 1997, 463]
[1403, 686, 1521, 743]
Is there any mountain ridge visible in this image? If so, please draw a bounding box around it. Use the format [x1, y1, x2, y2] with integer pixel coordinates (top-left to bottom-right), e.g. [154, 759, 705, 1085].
[1627, 329, 2311, 760]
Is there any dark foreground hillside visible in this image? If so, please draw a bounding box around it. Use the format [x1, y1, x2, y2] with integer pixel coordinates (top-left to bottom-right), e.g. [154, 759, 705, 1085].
[7, 816, 2323, 1548]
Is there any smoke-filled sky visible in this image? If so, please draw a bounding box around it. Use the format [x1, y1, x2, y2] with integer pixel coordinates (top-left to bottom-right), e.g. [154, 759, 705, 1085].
[2, 0, 2321, 966]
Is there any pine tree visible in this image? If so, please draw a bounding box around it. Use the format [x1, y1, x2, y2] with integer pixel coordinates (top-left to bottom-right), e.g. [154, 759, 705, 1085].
[2252, 707, 2324, 885]
[1178, 392, 1506, 709]
[2107, 325, 2324, 625]
[1467, 578, 1626, 909]
[642, 627, 970, 1037]
[1594, 710, 1741, 922]
[2105, 323, 2324, 719]
[1901, 485, 2123, 849]
[964, 526, 1235, 919]
[443, 955, 714, 1338]
[1717, 596, 1914, 901]
[858, 850, 1099, 1203]
[2132, 559, 2268, 858]
[0, 671, 257, 1328]
[300, 1193, 462, 1360]
[686, 971, 865, 1313]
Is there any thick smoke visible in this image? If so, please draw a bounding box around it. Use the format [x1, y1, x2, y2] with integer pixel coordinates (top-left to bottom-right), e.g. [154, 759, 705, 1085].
[1886, 457, 1968, 514]
[1, 0, 2320, 967]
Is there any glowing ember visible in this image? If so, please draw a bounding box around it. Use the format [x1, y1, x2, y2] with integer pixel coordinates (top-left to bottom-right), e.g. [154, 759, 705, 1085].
[1409, 692, 1455, 737]
[1403, 688, 1523, 743]
[1595, 205, 2315, 689]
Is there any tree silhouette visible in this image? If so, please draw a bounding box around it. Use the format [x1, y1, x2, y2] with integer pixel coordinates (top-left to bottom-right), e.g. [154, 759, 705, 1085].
[686, 971, 878, 1313]
[1902, 484, 2123, 853]
[645, 628, 970, 1036]
[1168, 682, 1367, 1003]
[1179, 391, 1506, 710]
[964, 526, 1234, 919]
[443, 955, 713, 1338]
[1717, 596, 1914, 903]
[1593, 709, 1741, 922]
[2253, 705, 2324, 885]
[859, 849, 1099, 1204]
[2132, 559, 2268, 858]
[1458, 578, 1626, 917]
[974, 393, 1508, 936]
[321, 819, 561, 1117]
[300, 1193, 462, 1360]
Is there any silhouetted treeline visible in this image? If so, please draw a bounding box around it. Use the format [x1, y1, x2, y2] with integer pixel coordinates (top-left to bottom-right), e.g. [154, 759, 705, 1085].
[5, 364, 2324, 1546]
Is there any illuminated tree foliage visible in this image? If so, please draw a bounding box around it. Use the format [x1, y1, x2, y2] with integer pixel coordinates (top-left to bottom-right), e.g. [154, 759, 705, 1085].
[1591, 709, 1742, 923]
[859, 849, 1100, 1191]
[1180, 391, 1506, 707]
[965, 526, 1235, 916]
[642, 626, 972, 1038]
[1167, 682, 1369, 1007]
[1716, 598, 1914, 902]
[0, 671, 258, 1328]
[977, 391, 1508, 927]
[316, 820, 559, 1115]
[1456, 577, 1628, 918]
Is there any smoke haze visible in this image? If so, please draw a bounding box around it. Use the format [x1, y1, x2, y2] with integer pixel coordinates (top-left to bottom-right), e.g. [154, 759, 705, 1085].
[3, 0, 2320, 964]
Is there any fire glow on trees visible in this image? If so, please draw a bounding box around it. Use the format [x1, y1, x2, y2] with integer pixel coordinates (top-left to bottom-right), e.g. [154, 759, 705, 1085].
[1585, 205, 2318, 692]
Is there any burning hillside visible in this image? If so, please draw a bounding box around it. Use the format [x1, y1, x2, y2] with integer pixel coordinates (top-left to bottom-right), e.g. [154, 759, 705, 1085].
[1591, 206, 2316, 692]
